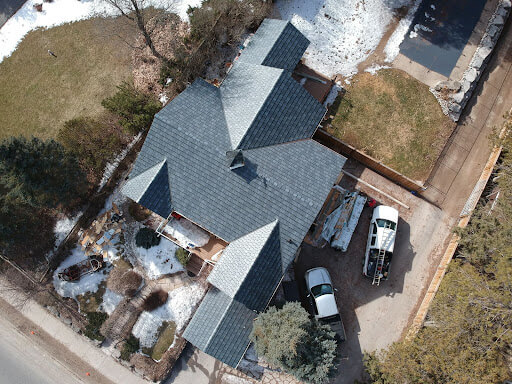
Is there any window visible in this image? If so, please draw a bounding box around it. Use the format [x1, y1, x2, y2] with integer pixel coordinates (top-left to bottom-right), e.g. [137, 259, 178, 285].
[311, 284, 333, 298]
[376, 219, 396, 231]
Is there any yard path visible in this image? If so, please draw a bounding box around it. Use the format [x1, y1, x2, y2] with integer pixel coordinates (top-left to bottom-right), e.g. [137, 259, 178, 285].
[423, 15, 512, 216]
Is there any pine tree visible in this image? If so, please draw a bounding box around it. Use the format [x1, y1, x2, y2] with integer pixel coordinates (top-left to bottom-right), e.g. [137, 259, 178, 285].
[0, 136, 87, 209]
[250, 302, 339, 384]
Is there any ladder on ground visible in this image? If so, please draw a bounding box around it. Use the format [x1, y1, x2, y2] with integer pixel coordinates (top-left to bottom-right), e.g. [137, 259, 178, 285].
[372, 221, 394, 286]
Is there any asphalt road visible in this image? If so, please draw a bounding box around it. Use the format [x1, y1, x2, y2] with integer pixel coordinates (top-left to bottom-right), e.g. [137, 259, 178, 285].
[0, 314, 83, 384]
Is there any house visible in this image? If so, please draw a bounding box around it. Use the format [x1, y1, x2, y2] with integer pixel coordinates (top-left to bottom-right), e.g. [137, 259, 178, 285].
[122, 18, 347, 368]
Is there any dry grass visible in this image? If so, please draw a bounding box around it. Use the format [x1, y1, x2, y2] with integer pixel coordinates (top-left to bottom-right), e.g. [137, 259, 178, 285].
[76, 281, 106, 313]
[328, 68, 454, 181]
[0, 17, 134, 140]
[151, 321, 176, 361]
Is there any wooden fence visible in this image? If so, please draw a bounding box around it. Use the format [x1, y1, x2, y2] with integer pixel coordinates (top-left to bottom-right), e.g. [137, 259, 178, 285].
[314, 129, 426, 193]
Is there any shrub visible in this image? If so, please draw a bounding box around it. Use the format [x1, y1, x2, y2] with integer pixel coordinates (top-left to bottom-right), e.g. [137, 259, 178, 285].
[250, 302, 338, 384]
[107, 268, 142, 297]
[143, 290, 169, 311]
[121, 334, 140, 361]
[175, 248, 190, 267]
[58, 116, 125, 182]
[84, 312, 108, 341]
[128, 201, 151, 222]
[135, 227, 161, 249]
[101, 82, 161, 135]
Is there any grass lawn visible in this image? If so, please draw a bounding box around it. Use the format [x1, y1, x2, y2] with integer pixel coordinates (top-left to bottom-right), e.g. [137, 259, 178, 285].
[140, 321, 176, 361]
[327, 68, 454, 181]
[0, 17, 133, 140]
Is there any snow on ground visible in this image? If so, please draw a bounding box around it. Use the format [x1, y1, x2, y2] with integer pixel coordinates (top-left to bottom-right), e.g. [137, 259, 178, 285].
[134, 237, 184, 280]
[53, 211, 82, 249]
[98, 133, 142, 191]
[0, 0, 202, 63]
[99, 288, 124, 315]
[132, 283, 205, 348]
[164, 218, 210, 248]
[53, 246, 108, 299]
[323, 81, 343, 107]
[365, 64, 390, 75]
[276, 0, 412, 77]
[384, 0, 421, 62]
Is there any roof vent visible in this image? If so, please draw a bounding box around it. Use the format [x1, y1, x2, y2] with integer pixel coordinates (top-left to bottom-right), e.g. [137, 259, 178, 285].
[226, 150, 245, 170]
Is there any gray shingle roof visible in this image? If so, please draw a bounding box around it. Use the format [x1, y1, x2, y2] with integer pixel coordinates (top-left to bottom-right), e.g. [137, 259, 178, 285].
[182, 288, 256, 368]
[222, 62, 326, 150]
[238, 18, 310, 71]
[122, 18, 347, 369]
[207, 220, 282, 311]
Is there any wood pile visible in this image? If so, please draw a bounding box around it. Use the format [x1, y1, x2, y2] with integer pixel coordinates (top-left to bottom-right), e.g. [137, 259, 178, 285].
[79, 203, 125, 260]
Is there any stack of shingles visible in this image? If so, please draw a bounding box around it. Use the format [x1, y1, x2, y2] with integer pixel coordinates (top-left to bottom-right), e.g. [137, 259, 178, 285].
[80, 203, 125, 260]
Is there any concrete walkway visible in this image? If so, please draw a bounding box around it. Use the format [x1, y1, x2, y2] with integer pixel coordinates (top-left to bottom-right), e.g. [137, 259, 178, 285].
[423, 16, 512, 217]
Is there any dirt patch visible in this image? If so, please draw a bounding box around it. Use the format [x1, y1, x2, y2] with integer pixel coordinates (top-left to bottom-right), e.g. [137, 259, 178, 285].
[131, 13, 190, 99]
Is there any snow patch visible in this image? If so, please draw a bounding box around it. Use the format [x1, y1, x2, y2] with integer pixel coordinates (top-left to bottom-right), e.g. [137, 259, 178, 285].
[134, 237, 184, 280]
[410, 23, 433, 38]
[323, 82, 343, 107]
[98, 133, 142, 191]
[132, 283, 206, 348]
[276, 0, 412, 77]
[53, 247, 108, 299]
[365, 64, 390, 75]
[164, 219, 210, 248]
[99, 288, 124, 315]
[53, 212, 82, 249]
[384, 0, 421, 62]
[0, 0, 202, 64]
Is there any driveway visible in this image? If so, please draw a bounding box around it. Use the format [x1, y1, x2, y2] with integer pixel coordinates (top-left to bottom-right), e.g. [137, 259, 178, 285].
[294, 159, 455, 383]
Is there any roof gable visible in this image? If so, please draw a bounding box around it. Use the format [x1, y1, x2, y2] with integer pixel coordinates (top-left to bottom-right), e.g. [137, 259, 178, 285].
[238, 18, 310, 71]
[207, 220, 282, 311]
[182, 288, 256, 368]
[122, 159, 172, 218]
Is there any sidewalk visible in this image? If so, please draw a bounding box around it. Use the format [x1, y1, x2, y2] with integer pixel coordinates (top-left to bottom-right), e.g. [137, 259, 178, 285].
[0, 282, 147, 384]
[423, 16, 512, 217]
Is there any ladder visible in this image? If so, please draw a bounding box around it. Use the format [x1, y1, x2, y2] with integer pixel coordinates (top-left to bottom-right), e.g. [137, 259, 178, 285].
[372, 248, 386, 286]
[372, 220, 394, 286]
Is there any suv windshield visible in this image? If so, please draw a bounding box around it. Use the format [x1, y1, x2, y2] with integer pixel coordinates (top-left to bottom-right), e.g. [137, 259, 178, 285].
[376, 219, 396, 230]
[311, 284, 333, 298]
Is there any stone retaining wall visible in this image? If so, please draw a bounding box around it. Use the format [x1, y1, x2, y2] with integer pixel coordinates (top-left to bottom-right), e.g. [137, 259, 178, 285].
[432, 0, 511, 121]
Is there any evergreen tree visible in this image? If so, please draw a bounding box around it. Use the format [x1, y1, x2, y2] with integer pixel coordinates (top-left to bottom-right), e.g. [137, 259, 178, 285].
[101, 82, 160, 135]
[58, 116, 124, 180]
[250, 302, 339, 384]
[0, 136, 87, 209]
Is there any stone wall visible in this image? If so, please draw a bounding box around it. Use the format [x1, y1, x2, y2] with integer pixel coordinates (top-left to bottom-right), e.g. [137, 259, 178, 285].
[431, 0, 511, 121]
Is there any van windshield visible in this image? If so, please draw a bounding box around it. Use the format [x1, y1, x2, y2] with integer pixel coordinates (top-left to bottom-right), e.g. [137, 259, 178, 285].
[311, 284, 333, 298]
[376, 219, 396, 230]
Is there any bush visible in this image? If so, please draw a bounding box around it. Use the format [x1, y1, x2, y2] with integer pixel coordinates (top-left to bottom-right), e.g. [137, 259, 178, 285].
[121, 334, 140, 361]
[128, 201, 152, 222]
[143, 290, 169, 311]
[250, 302, 338, 384]
[107, 268, 142, 297]
[175, 248, 190, 267]
[135, 227, 161, 249]
[84, 312, 108, 341]
[101, 82, 161, 135]
[58, 116, 125, 182]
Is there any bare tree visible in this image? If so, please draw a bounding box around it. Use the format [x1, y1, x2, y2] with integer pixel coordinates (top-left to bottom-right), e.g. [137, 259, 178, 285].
[104, 0, 170, 61]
